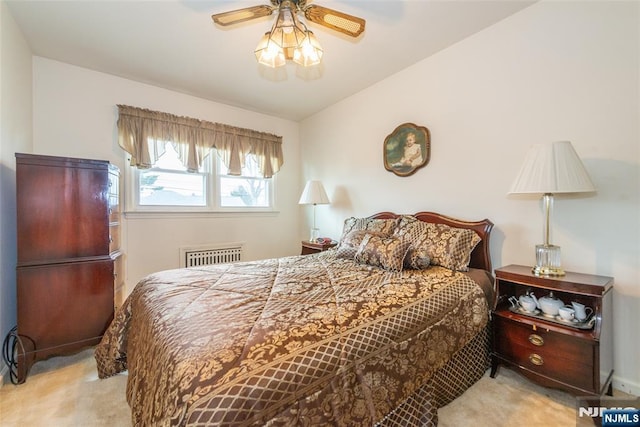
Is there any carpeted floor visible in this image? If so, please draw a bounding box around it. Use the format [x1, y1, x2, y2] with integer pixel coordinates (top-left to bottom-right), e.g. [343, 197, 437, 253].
[0, 349, 630, 426]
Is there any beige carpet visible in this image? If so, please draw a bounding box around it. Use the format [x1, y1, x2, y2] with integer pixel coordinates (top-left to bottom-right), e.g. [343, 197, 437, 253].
[0, 349, 130, 426]
[0, 349, 629, 426]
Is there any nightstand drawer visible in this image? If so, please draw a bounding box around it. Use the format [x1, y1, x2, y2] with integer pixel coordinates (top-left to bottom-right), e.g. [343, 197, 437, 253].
[494, 315, 594, 366]
[500, 339, 595, 391]
[494, 315, 596, 391]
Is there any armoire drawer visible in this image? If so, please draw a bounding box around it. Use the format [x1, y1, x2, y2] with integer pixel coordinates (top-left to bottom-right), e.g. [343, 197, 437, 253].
[109, 224, 121, 253]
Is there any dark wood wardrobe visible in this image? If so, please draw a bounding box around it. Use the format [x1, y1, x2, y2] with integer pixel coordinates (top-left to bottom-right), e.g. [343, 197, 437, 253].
[15, 153, 122, 383]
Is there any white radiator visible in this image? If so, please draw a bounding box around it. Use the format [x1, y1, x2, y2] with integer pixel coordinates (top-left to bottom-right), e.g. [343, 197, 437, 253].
[179, 243, 243, 268]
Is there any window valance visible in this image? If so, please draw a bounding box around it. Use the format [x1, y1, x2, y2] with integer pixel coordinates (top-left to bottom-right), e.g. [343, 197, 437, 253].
[117, 105, 284, 178]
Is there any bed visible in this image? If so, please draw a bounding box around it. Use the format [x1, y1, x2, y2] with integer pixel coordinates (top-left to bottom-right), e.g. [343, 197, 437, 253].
[95, 211, 494, 426]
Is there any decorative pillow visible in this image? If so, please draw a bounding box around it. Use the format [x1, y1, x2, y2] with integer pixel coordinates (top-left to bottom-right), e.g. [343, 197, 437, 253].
[404, 246, 431, 270]
[354, 233, 410, 272]
[397, 214, 419, 228]
[339, 217, 399, 243]
[335, 230, 387, 260]
[394, 220, 481, 271]
[427, 223, 481, 271]
[393, 216, 431, 269]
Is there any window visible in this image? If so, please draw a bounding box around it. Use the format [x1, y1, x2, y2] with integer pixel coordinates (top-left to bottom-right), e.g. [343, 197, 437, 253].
[129, 144, 274, 212]
[138, 145, 207, 207]
[218, 156, 270, 208]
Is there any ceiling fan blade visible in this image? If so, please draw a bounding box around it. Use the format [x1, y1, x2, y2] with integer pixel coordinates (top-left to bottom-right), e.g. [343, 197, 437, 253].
[303, 4, 365, 37]
[212, 5, 274, 26]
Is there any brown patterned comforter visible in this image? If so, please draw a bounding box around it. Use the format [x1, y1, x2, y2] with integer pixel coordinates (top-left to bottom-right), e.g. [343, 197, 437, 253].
[95, 251, 491, 426]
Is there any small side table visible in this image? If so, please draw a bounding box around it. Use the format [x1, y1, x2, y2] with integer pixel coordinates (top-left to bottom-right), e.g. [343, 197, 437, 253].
[301, 240, 337, 255]
[491, 264, 614, 396]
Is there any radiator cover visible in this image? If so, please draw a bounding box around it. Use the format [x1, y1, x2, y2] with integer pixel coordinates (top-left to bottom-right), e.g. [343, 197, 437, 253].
[179, 243, 243, 268]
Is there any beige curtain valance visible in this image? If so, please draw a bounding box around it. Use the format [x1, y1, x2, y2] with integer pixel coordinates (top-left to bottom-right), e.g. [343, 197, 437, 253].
[117, 105, 284, 178]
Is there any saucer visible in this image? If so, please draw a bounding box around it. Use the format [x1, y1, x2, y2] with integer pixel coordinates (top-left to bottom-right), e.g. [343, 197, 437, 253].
[542, 313, 557, 319]
[519, 308, 540, 316]
[555, 315, 578, 323]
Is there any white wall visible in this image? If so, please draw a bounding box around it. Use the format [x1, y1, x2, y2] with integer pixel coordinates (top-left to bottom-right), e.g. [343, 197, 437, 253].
[31, 58, 302, 292]
[300, 1, 639, 394]
[0, 0, 33, 383]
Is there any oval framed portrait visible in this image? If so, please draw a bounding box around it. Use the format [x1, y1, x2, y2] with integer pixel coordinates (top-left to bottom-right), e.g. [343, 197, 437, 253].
[383, 123, 431, 177]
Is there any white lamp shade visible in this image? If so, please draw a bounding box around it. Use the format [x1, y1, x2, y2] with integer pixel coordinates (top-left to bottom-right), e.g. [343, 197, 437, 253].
[509, 141, 596, 194]
[298, 180, 330, 205]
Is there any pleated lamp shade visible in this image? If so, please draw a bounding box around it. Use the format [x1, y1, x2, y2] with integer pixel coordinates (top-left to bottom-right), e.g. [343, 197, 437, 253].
[509, 141, 596, 195]
[298, 180, 330, 205]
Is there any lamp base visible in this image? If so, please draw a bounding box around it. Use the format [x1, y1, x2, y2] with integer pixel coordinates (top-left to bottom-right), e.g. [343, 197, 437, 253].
[532, 244, 565, 276]
[309, 228, 319, 242]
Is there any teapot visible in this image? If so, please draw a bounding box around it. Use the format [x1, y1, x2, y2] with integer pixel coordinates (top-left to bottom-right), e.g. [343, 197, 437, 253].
[533, 291, 564, 316]
[518, 293, 538, 313]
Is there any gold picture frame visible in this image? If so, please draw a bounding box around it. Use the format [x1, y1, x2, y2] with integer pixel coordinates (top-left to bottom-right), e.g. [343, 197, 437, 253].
[383, 123, 431, 177]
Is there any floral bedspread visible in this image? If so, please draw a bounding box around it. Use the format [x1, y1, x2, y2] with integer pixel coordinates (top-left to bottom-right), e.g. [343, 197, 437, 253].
[95, 252, 489, 426]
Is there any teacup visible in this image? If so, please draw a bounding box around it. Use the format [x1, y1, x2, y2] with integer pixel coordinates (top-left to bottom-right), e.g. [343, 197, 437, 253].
[571, 301, 593, 321]
[558, 306, 575, 321]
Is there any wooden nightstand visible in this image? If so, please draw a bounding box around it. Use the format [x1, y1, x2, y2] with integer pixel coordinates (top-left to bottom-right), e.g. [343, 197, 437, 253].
[490, 264, 614, 396]
[301, 240, 337, 255]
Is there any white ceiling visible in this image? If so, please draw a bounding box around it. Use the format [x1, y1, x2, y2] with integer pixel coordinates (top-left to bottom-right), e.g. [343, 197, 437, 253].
[7, 0, 535, 121]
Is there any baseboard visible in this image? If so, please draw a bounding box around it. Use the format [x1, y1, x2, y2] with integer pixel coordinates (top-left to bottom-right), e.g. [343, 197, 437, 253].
[0, 364, 8, 388]
[613, 374, 640, 397]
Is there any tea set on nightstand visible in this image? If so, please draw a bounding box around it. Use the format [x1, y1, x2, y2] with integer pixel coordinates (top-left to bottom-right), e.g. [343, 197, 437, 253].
[509, 291, 594, 327]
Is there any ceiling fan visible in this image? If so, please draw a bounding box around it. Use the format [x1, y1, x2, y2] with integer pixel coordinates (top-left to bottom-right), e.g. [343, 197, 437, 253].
[212, 0, 366, 68]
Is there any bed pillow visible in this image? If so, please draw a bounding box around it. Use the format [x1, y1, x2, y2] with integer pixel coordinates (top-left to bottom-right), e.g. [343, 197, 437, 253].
[404, 246, 432, 270]
[339, 217, 399, 243]
[354, 233, 410, 272]
[394, 219, 481, 271]
[335, 230, 387, 260]
[392, 216, 431, 269]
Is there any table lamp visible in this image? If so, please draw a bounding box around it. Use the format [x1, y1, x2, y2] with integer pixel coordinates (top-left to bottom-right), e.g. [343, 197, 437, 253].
[509, 141, 596, 276]
[298, 180, 330, 242]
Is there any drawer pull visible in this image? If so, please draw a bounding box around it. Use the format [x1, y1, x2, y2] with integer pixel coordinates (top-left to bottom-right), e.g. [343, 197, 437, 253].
[529, 353, 544, 366]
[528, 334, 544, 346]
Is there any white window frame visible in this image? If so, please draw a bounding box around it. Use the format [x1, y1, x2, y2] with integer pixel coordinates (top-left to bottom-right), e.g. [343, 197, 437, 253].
[124, 150, 276, 215]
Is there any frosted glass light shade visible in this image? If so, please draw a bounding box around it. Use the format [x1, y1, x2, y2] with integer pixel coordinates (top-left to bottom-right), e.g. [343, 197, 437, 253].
[255, 32, 286, 68]
[293, 31, 323, 67]
[269, 1, 306, 49]
[509, 141, 596, 194]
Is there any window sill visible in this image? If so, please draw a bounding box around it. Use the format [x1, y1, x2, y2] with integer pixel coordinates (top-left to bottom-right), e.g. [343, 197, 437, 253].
[124, 210, 280, 220]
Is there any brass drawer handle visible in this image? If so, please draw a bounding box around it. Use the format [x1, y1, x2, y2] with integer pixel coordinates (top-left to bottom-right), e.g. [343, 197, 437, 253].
[529, 353, 544, 366]
[528, 334, 544, 346]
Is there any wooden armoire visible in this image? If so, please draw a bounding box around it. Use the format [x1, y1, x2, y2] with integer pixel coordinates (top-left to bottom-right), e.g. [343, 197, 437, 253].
[15, 153, 123, 383]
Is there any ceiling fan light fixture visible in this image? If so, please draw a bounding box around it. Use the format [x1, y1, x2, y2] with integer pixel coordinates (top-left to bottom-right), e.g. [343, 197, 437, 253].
[212, 0, 365, 69]
[293, 31, 323, 67]
[268, 0, 306, 49]
[255, 32, 286, 68]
